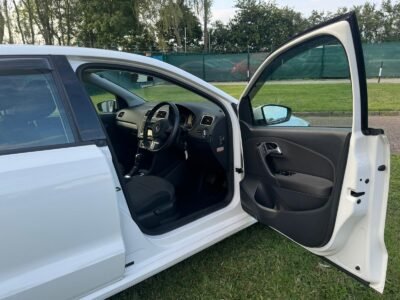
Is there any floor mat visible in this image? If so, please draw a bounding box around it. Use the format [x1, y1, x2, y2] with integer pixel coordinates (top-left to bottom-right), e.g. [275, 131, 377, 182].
[175, 167, 228, 216]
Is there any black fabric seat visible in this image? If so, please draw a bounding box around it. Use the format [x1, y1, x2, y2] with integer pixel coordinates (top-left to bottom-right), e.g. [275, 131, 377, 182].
[126, 176, 177, 229]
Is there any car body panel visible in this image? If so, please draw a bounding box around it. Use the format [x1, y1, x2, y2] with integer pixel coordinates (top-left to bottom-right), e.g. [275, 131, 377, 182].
[0, 145, 125, 299]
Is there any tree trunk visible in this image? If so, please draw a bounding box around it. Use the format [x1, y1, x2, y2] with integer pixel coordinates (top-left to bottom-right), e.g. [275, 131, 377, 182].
[23, 0, 35, 43]
[203, 5, 208, 52]
[173, 25, 182, 50]
[65, 0, 71, 45]
[3, 0, 13, 43]
[0, 5, 5, 43]
[34, 0, 54, 45]
[12, 0, 26, 44]
[55, 0, 65, 45]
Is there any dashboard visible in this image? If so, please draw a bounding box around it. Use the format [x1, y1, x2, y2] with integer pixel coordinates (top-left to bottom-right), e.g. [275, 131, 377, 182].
[116, 102, 226, 140]
[115, 101, 229, 169]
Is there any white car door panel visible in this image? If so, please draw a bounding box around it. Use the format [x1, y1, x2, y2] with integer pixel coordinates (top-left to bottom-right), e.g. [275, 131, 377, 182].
[0, 56, 125, 299]
[0, 146, 125, 300]
[239, 12, 390, 292]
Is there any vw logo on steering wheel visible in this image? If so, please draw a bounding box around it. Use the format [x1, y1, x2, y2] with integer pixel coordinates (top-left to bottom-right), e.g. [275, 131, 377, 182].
[153, 123, 161, 133]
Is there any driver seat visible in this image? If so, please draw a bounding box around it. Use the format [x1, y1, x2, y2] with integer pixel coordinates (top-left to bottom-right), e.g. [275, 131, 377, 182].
[126, 176, 178, 229]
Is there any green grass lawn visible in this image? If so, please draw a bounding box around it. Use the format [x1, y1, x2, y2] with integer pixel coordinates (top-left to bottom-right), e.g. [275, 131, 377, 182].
[92, 83, 400, 113]
[215, 83, 400, 112]
[112, 155, 399, 299]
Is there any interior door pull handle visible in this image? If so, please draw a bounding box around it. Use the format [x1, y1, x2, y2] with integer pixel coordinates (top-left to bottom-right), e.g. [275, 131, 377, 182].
[265, 142, 282, 155]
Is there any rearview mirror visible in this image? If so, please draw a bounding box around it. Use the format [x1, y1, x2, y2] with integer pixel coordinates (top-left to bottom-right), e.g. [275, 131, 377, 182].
[97, 100, 116, 113]
[262, 104, 291, 125]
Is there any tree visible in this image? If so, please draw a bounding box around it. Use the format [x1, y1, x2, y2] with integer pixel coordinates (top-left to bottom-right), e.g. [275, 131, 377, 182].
[77, 0, 153, 51]
[225, 0, 308, 52]
[12, 0, 27, 43]
[0, 2, 5, 43]
[34, 0, 56, 44]
[186, 0, 212, 52]
[20, 0, 36, 44]
[157, 0, 202, 52]
[307, 10, 331, 27]
[353, 3, 383, 42]
[380, 0, 400, 42]
[3, 0, 13, 43]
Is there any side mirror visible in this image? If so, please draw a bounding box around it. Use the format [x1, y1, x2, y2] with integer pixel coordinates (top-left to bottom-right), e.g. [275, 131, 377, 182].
[97, 100, 116, 113]
[261, 104, 292, 125]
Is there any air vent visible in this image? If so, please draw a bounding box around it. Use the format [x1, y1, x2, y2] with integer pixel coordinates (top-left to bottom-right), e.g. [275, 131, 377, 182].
[200, 115, 214, 126]
[156, 110, 167, 118]
[118, 111, 125, 118]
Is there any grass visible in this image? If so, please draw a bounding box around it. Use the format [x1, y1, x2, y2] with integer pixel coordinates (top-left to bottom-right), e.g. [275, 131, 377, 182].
[215, 83, 400, 112]
[92, 83, 400, 113]
[111, 156, 400, 299]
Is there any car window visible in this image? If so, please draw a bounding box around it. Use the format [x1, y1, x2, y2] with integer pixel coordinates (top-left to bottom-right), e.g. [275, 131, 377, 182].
[82, 68, 207, 111]
[249, 35, 353, 128]
[83, 81, 117, 114]
[0, 69, 75, 151]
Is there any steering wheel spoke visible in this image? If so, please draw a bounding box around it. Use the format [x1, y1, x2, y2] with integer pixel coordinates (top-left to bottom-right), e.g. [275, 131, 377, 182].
[141, 102, 180, 152]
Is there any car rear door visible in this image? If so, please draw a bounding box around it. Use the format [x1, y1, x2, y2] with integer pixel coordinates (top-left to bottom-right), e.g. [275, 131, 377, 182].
[0, 56, 125, 299]
[239, 12, 390, 292]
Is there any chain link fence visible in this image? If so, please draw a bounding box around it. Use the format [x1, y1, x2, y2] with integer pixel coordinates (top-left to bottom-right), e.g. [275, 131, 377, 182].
[154, 42, 400, 82]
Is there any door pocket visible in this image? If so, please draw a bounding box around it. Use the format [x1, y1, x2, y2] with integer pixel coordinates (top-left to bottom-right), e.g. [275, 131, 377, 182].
[275, 172, 333, 198]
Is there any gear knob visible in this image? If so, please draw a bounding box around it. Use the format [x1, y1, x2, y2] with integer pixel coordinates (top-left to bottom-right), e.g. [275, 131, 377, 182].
[125, 153, 145, 179]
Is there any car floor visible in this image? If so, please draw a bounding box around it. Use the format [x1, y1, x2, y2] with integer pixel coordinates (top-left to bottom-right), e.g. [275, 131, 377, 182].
[173, 160, 228, 217]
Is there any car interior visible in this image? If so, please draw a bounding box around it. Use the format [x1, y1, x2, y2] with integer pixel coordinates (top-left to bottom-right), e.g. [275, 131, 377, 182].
[80, 67, 232, 234]
[63, 32, 356, 248]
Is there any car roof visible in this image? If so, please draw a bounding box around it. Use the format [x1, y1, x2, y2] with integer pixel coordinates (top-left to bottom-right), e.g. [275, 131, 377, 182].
[0, 45, 157, 64]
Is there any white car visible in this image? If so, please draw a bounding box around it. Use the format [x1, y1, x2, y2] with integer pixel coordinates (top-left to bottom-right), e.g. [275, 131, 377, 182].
[0, 13, 391, 299]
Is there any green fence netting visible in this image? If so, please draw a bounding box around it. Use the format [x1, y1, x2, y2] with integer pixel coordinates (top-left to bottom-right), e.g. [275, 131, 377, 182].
[158, 42, 400, 82]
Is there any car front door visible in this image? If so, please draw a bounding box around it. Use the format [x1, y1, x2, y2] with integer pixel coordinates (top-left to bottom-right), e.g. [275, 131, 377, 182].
[0, 56, 125, 299]
[239, 13, 390, 292]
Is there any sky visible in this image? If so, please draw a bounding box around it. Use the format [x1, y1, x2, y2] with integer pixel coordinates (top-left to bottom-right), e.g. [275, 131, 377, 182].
[211, 0, 381, 24]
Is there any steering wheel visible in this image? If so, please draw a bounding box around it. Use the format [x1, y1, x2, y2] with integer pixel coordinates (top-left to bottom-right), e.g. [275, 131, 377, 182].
[141, 102, 180, 152]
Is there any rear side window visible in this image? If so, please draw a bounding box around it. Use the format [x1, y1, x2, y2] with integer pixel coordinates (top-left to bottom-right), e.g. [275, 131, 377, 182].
[0, 66, 75, 152]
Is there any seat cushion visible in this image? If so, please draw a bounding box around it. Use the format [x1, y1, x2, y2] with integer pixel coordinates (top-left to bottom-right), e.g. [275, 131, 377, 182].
[126, 175, 175, 215]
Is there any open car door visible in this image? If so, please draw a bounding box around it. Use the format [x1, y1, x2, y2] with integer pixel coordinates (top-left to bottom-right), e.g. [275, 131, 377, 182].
[239, 12, 390, 293]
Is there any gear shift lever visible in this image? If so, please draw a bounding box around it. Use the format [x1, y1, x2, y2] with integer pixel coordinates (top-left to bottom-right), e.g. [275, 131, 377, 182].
[125, 153, 144, 179]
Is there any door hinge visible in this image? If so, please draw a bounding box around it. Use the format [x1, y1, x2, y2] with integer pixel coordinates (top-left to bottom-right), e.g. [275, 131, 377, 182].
[235, 167, 244, 174]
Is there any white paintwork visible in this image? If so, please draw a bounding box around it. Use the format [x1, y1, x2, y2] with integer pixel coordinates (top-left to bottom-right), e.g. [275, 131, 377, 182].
[0, 17, 390, 298]
[0, 145, 125, 299]
[240, 20, 390, 292]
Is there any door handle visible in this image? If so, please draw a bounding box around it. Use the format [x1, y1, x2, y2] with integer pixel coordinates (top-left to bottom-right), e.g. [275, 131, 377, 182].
[258, 142, 282, 156]
[265, 142, 282, 155]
